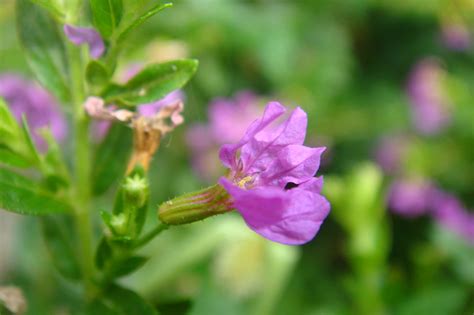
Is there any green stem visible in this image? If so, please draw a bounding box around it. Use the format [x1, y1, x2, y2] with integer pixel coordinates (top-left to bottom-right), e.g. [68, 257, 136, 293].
[67, 40, 95, 297]
[133, 223, 169, 249]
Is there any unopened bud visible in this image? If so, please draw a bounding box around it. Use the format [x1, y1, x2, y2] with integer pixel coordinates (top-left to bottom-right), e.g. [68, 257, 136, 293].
[158, 184, 233, 225]
[107, 170, 150, 239]
[123, 174, 148, 207]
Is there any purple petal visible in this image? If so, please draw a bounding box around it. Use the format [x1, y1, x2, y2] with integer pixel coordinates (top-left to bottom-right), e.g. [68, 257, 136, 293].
[240, 106, 308, 174]
[406, 59, 451, 134]
[64, 24, 105, 59]
[388, 179, 434, 217]
[209, 91, 261, 144]
[374, 135, 409, 174]
[431, 190, 474, 244]
[219, 102, 285, 170]
[219, 177, 330, 245]
[259, 145, 325, 187]
[0, 74, 67, 151]
[441, 23, 471, 51]
[298, 176, 324, 194]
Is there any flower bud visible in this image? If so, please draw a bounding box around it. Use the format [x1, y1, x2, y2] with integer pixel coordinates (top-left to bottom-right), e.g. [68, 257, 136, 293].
[106, 169, 150, 239]
[158, 184, 233, 225]
[123, 174, 148, 208]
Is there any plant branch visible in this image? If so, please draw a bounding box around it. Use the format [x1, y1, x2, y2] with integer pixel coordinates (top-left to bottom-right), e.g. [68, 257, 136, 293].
[133, 223, 169, 249]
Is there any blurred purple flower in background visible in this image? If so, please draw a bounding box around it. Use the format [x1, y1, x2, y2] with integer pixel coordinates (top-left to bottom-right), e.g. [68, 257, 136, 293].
[440, 22, 471, 51]
[406, 58, 451, 135]
[431, 190, 474, 244]
[63, 24, 105, 59]
[374, 135, 410, 174]
[187, 91, 263, 181]
[219, 102, 330, 245]
[0, 74, 67, 151]
[388, 177, 474, 244]
[388, 179, 435, 217]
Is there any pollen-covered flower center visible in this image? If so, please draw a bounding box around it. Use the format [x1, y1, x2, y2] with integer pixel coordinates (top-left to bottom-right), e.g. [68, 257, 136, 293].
[237, 176, 254, 189]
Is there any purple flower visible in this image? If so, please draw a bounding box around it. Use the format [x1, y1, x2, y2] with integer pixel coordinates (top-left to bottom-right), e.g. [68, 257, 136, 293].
[431, 190, 474, 244]
[217, 102, 330, 245]
[374, 135, 409, 174]
[0, 74, 67, 151]
[406, 59, 451, 135]
[64, 24, 105, 59]
[388, 179, 435, 217]
[441, 23, 471, 51]
[186, 91, 263, 181]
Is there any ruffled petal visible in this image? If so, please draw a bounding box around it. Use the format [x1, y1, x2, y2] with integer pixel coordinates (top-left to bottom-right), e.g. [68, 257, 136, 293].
[219, 102, 285, 169]
[259, 145, 325, 187]
[64, 24, 105, 59]
[219, 177, 330, 245]
[298, 176, 324, 194]
[240, 107, 308, 174]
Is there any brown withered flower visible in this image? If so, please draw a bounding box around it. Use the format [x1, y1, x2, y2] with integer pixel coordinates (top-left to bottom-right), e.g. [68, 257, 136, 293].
[84, 96, 184, 173]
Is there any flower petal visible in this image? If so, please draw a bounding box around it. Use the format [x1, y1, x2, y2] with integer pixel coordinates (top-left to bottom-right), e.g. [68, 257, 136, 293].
[219, 177, 330, 245]
[260, 144, 325, 187]
[64, 24, 105, 59]
[240, 107, 308, 174]
[219, 102, 285, 169]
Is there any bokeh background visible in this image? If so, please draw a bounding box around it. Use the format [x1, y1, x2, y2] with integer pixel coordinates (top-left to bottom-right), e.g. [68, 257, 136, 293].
[0, 0, 473, 314]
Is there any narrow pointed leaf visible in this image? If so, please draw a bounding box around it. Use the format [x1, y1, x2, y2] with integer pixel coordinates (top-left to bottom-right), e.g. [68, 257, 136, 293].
[0, 99, 20, 140]
[117, 2, 172, 43]
[21, 116, 41, 166]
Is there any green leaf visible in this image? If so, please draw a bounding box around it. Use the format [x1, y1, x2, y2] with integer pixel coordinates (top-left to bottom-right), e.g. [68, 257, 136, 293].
[21, 115, 42, 166]
[0, 99, 20, 140]
[0, 168, 73, 215]
[0, 148, 30, 168]
[117, 2, 172, 43]
[102, 59, 198, 106]
[90, 0, 124, 38]
[99, 285, 158, 315]
[92, 123, 132, 195]
[39, 128, 70, 191]
[86, 60, 111, 86]
[95, 237, 113, 270]
[41, 215, 81, 280]
[107, 256, 148, 278]
[16, 0, 69, 102]
[0, 100, 31, 162]
[30, 0, 65, 20]
[85, 285, 158, 315]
